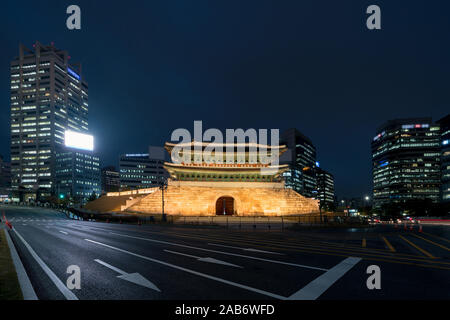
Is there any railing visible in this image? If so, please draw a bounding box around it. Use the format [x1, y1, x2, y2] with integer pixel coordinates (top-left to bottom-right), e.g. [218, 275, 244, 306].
[0, 202, 81, 220]
[171, 214, 368, 230]
[0, 202, 370, 229]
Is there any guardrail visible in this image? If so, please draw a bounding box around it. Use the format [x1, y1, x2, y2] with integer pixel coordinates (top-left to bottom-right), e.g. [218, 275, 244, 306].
[0, 203, 82, 220]
[0, 203, 374, 229]
[172, 214, 368, 230]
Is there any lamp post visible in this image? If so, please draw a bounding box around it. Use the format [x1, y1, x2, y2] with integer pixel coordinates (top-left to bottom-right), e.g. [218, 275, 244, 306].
[319, 200, 322, 223]
[159, 178, 168, 222]
[364, 196, 370, 215]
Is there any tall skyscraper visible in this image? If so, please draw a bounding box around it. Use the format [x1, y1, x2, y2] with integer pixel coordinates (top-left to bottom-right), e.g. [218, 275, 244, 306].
[10, 42, 96, 202]
[316, 166, 335, 210]
[280, 128, 318, 198]
[371, 118, 441, 209]
[437, 114, 450, 203]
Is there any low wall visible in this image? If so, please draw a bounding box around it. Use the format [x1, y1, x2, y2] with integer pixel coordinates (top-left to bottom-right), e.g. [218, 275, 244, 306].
[129, 183, 319, 216]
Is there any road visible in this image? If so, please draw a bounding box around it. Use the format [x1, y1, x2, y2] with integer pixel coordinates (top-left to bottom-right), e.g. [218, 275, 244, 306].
[1, 205, 450, 300]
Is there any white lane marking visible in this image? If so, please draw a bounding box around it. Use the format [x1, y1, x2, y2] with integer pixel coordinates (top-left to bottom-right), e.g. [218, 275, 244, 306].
[94, 259, 160, 292]
[287, 257, 362, 300]
[208, 243, 283, 255]
[164, 250, 243, 268]
[110, 232, 327, 271]
[12, 228, 78, 300]
[86, 239, 284, 299]
[59, 231, 68, 235]
[4, 229, 38, 300]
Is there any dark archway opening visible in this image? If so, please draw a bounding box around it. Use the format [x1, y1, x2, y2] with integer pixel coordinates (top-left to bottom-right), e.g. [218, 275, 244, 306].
[216, 196, 234, 215]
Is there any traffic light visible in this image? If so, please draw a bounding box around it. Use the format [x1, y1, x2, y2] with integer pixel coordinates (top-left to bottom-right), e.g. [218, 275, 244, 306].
[59, 194, 65, 199]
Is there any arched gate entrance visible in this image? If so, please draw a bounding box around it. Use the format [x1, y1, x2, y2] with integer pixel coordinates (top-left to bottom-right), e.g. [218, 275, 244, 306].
[215, 196, 234, 215]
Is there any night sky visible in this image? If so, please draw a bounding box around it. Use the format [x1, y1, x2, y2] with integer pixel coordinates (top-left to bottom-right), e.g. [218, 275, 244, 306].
[1, 0, 449, 198]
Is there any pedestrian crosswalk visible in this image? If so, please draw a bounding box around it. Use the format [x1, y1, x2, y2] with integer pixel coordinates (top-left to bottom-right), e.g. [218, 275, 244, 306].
[4, 216, 80, 228]
[8, 217, 67, 222]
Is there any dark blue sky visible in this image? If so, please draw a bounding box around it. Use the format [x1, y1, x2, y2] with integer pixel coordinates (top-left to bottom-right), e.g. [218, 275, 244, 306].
[1, 0, 449, 198]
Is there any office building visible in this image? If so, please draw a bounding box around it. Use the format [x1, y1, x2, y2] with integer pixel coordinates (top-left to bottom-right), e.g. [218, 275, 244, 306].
[0, 155, 12, 199]
[280, 128, 317, 198]
[437, 114, 450, 203]
[101, 166, 120, 193]
[316, 167, 335, 210]
[371, 118, 441, 208]
[10, 42, 93, 201]
[0, 155, 11, 188]
[119, 146, 169, 190]
[55, 149, 101, 201]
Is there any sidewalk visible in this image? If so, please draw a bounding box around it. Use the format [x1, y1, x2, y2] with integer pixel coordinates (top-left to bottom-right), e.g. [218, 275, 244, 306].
[0, 227, 23, 300]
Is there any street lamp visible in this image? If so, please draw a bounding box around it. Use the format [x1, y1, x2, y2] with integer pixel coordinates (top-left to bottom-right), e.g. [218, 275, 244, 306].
[159, 178, 168, 222]
[363, 196, 371, 217]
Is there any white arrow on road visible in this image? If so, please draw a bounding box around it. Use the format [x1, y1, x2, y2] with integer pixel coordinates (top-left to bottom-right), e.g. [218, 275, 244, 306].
[207, 243, 283, 255]
[94, 259, 161, 292]
[164, 250, 243, 268]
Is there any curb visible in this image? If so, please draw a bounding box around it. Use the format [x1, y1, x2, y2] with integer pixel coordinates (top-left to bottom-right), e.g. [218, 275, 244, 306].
[4, 228, 38, 300]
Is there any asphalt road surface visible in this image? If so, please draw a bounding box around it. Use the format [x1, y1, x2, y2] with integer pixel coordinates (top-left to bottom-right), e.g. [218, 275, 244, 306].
[1, 205, 449, 300]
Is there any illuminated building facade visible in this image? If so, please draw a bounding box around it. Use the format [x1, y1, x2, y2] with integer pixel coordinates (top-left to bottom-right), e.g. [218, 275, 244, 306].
[0, 155, 12, 197]
[163, 141, 288, 183]
[437, 114, 450, 202]
[371, 118, 441, 208]
[280, 128, 318, 198]
[94, 141, 319, 216]
[101, 166, 120, 193]
[10, 42, 90, 201]
[119, 146, 169, 190]
[55, 149, 100, 201]
[316, 167, 335, 210]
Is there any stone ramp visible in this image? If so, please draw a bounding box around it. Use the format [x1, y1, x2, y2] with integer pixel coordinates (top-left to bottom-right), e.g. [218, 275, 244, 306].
[128, 184, 318, 215]
[84, 195, 134, 213]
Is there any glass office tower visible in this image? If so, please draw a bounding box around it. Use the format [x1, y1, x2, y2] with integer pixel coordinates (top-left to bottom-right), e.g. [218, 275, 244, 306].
[10, 42, 93, 202]
[316, 167, 335, 210]
[437, 114, 450, 203]
[280, 128, 318, 198]
[371, 118, 441, 208]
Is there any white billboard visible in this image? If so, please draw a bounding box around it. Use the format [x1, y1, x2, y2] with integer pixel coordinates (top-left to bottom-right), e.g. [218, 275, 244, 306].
[64, 130, 94, 151]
